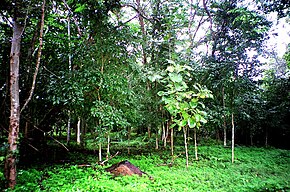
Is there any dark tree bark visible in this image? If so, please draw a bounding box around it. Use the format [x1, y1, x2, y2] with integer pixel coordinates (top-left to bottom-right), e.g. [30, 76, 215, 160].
[5, 13, 24, 189]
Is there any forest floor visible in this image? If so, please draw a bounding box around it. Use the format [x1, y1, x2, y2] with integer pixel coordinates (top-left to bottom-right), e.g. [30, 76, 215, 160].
[1, 141, 289, 191]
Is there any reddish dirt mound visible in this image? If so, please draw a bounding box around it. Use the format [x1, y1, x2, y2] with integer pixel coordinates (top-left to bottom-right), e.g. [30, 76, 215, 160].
[105, 160, 145, 177]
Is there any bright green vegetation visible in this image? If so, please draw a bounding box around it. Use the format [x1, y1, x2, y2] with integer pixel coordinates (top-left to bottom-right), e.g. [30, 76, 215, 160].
[1, 0, 290, 190]
[2, 145, 289, 192]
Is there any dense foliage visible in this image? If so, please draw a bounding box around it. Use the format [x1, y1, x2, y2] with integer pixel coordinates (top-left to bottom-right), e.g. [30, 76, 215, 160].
[0, 0, 289, 189]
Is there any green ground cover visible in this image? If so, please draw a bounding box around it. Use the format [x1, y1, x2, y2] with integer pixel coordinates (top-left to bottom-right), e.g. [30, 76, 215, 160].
[1, 145, 289, 192]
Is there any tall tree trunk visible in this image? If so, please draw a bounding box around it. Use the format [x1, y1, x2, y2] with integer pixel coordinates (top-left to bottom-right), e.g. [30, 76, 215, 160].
[163, 120, 169, 148]
[183, 127, 189, 168]
[99, 143, 102, 162]
[155, 130, 159, 149]
[194, 127, 198, 160]
[66, 16, 72, 144]
[106, 133, 110, 160]
[231, 113, 235, 163]
[5, 13, 24, 189]
[222, 86, 227, 147]
[250, 131, 253, 146]
[76, 117, 81, 145]
[162, 122, 166, 147]
[147, 83, 152, 138]
[136, 0, 147, 65]
[170, 127, 174, 160]
[67, 111, 71, 144]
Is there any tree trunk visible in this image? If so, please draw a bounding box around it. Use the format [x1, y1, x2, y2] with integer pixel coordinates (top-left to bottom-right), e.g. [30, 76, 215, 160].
[5, 15, 24, 189]
[67, 111, 71, 144]
[194, 127, 198, 160]
[222, 86, 227, 147]
[162, 120, 167, 148]
[183, 127, 189, 168]
[24, 121, 29, 139]
[136, 0, 147, 65]
[170, 127, 174, 159]
[106, 133, 110, 160]
[250, 133, 253, 146]
[77, 117, 81, 145]
[223, 121, 227, 146]
[67, 14, 72, 145]
[162, 123, 166, 147]
[99, 143, 102, 162]
[231, 113, 235, 163]
[155, 130, 159, 150]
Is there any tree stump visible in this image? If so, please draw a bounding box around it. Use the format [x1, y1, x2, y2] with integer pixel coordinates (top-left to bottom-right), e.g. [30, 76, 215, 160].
[105, 160, 145, 177]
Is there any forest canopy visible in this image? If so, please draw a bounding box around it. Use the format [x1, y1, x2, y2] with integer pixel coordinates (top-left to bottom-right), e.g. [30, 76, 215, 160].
[0, 0, 289, 189]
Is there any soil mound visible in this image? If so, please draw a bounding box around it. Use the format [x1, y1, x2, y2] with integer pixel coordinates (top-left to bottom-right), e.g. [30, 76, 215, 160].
[105, 160, 145, 177]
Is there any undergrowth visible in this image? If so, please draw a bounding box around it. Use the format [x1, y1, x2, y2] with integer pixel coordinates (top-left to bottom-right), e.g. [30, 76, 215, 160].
[0, 144, 289, 192]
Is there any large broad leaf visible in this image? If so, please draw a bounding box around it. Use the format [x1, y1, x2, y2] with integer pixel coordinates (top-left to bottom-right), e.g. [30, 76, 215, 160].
[195, 113, 207, 124]
[189, 100, 198, 108]
[188, 117, 196, 128]
[166, 105, 177, 115]
[199, 111, 207, 116]
[200, 116, 207, 124]
[177, 120, 187, 130]
[182, 111, 189, 120]
[180, 102, 189, 110]
[199, 92, 206, 99]
[169, 73, 183, 83]
[74, 4, 86, 13]
[162, 97, 173, 104]
[167, 65, 175, 72]
[148, 74, 163, 82]
[157, 91, 165, 96]
[195, 113, 202, 122]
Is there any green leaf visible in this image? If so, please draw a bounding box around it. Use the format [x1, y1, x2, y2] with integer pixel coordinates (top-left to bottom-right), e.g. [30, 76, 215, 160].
[167, 60, 176, 65]
[169, 73, 183, 83]
[167, 65, 175, 72]
[157, 91, 165, 96]
[195, 114, 201, 122]
[180, 102, 189, 110]
[182, 111, 189, 120]
[179, 119, 187, 127]
[200, 116, 207, 124]
[189, 99, 198, 108]
[188, 117, 196, 128]
[148, 74, 163, 82]
[199, 111, 207, 116]
[74, 4, 86, 13]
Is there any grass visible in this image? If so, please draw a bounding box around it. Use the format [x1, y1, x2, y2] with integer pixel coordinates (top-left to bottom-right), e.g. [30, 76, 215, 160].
[1, 144, 289, 192]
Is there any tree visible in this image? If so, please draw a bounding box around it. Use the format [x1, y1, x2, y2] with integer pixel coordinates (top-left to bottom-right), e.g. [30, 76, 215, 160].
[201, 0, 271, 161]
[5, 1, 25, 188]
[157, 63, 212, 167]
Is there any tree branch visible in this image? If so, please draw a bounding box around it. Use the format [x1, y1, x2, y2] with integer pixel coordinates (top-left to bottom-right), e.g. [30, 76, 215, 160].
[62, 0, 83, 37]
[21, 0, 46, 113]
[121, 3, 155, 23]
